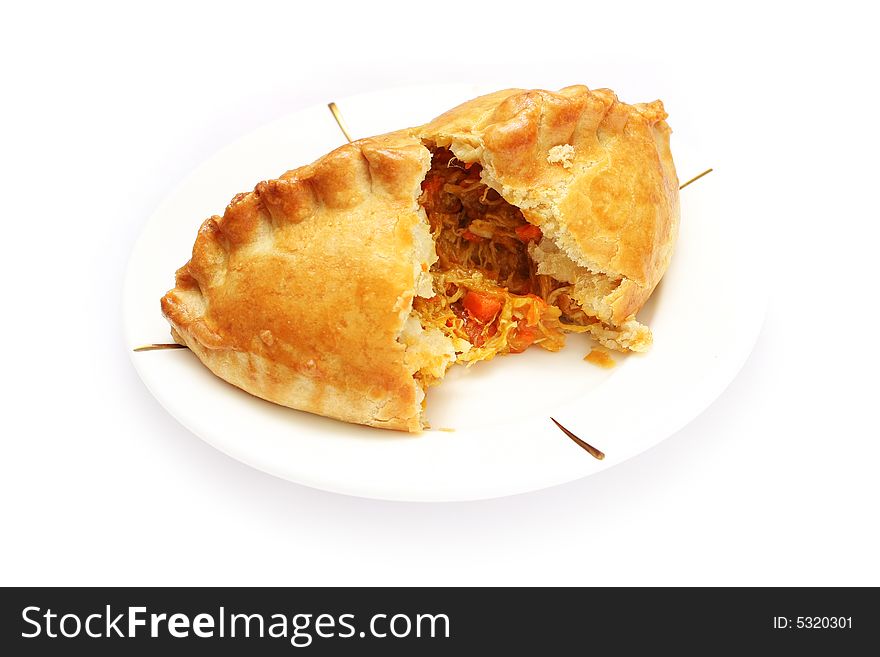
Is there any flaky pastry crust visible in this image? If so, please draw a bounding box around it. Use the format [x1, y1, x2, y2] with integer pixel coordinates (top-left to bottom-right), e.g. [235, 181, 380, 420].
[417, 85, 679, 350]
[162, 132, 433, 430]
[161, 86, 679, 430]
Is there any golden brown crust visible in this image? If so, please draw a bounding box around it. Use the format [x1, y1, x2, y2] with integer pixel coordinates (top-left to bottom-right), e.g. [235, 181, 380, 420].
[162, 85, 679, 431]
[416, 85, 679, 334]
[162, 131, 432, 431]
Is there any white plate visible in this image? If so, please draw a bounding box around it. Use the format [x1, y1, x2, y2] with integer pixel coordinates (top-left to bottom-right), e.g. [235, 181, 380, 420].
[124, 84, 765, 501]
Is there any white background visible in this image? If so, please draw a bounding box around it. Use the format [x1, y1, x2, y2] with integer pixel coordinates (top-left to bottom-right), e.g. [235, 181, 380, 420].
[2, 1, 877, 585]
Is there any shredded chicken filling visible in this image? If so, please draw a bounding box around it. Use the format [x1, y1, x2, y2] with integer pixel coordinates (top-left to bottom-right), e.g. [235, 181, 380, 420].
[414, 148, 593, 372]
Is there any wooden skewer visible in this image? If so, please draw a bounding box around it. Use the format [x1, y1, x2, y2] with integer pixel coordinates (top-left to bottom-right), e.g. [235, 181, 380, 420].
[133, 343, 187, 352]
[679, 168, 713, 190]
[327, 102, 353, 143]
[550, 417, 605, 460]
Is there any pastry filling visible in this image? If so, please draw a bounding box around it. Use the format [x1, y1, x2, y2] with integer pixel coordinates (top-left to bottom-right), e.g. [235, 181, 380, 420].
[412, 147, 595, 383]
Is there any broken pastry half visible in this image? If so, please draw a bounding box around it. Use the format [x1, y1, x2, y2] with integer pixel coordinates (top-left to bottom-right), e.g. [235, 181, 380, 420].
[161, 86, 680, 431]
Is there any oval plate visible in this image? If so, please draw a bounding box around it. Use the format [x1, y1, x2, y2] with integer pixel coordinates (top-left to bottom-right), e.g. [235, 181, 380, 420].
[124, 84, 765, 501]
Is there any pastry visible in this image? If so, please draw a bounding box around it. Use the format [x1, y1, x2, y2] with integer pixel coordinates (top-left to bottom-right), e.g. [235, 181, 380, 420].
[161, 86, 680, 431]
